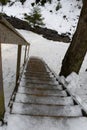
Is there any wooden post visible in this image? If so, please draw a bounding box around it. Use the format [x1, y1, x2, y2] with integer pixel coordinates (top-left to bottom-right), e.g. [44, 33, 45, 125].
[24, 45, 27, 64]
[16, 45, 22, 87]
[26, 45, 30, 61]
[0, 44, 5, 120]
[27, 45, 30, 58]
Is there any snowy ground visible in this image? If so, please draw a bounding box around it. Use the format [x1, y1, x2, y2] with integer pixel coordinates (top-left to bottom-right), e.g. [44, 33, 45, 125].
[0, 30, 87, 130]
[1, 44, 25, 107]
[1, 29, 87, 110]
[0, 0, 87, 129]
[0, 0, 82, 37]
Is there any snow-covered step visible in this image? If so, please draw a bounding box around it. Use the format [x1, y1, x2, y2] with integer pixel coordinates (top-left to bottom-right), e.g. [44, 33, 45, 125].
[20, 81, 59, 87]
[26, 68, 50, 73]
[18, 87, 67, 96]
[21, 79, 58, 86]
[24, 71, 53, 77]
[19, 83, 63, 90]
[12, 102, 82, 117]
[27, 67, 50, 71]
[25, 69, 51, 73]
[10, 57, 84, 130]
[7, 115, 87, 130]
[22, 75, 56, 82]
[15, 93, 74, 105]
[24, 73, 54, 78]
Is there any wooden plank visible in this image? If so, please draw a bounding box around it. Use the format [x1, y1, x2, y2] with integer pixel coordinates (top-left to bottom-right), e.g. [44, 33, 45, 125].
[24, 46, 27, 64]
[12, 102, 82, 117]
[18, 87, 67, 97]
[0, 44, 5, 119]
[19, 83, 63, 90]
[15, 93, 74, 105]
[16, 45, 22, 86]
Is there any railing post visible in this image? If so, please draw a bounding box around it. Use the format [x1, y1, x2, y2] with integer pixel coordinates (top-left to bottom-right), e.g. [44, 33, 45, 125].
[27, 45, 30, 58]
[0, 44, 5, 120]
[16, 45, 22, 87]
[24, 45, 27, 64]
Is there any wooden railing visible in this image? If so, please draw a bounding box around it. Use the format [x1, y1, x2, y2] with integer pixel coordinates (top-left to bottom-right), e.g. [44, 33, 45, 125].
[0, 15, 30, 120]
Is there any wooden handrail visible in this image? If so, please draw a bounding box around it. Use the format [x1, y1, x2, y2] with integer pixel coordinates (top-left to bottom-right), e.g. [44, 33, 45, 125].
[24, 45, 27, 64]
[16, 45, 22, 87]
[0, 16, 30, 121]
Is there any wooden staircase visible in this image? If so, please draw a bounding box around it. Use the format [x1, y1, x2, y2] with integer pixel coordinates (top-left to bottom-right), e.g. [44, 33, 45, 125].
[7, 57, 87, 130]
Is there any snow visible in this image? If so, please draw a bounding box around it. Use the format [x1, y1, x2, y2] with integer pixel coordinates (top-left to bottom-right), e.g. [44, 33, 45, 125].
[60, 72, 87, 113]
[1, 44, 25, 107]
[0, 0, 87, 129]
[17, 29, 69, 74]
[0, 0, 82, 37]
[1, 29, 87, 116]
[1, 44, 17, 107]
[6, 115, 87, 130]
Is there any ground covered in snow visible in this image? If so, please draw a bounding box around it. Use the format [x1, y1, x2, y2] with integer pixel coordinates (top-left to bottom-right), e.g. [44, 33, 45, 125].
[0, 0, 82, 37]
[0, 0, 87, 129]
[1, 29, 87, 110]
[0, 24, 87, 130]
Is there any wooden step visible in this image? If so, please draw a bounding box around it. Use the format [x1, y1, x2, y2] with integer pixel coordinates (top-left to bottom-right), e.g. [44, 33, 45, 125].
[15, 93, 74, 105]
[12, 102, 82, 117]
[18, 87, 67, 97]
[21, 79, 58, 86]
[25, 70, 52, 75]
[24, 71, 53, 77]
[26, 68, 50, 72]
[22, 75, 56, 82]
[19, 83, 63, 90]
[24, 73, 54, 78]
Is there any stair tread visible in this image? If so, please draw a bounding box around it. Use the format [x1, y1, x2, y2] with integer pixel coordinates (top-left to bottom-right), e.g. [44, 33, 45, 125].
[20, 83, 63, 90]
[24, 71, 51, 75]
[18, 87, 67, 96]
[21, 79, 58, 85]
[24, 73, 54, 78]
[12, 102, 82, 117]
[15, 93, 74, 105]
[22, 76, 56, 81]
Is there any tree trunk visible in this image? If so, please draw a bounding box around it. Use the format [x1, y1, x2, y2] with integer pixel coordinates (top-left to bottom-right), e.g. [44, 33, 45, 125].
[60, 0, 87, 77]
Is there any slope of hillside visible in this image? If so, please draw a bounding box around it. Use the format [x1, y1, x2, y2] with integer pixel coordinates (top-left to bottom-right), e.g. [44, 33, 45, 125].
[0, 0, 82, 37]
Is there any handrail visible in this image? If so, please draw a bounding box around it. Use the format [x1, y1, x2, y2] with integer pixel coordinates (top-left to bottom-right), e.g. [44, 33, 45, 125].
[0, 16, 30, 122]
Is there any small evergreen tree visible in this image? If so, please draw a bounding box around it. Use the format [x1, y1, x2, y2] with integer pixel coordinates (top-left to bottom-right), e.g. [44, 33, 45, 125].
[24, 6, 45, 27]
